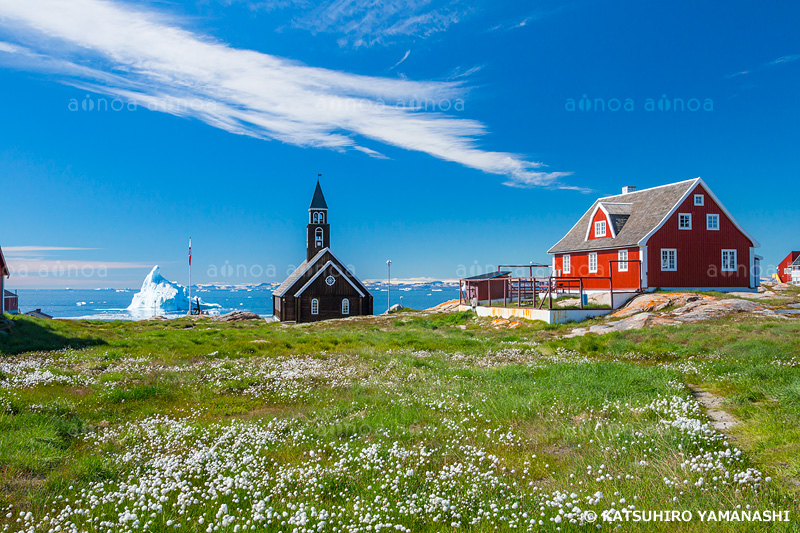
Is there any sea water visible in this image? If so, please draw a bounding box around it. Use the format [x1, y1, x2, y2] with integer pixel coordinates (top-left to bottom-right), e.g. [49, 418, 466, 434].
[11, 288, 460, 320]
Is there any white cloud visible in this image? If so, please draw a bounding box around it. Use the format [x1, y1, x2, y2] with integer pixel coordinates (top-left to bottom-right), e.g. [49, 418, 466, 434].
[3, 246, 99, 253]
[293, 0, 469, 47]
[726, 53, 800, 79]
[0, 0, 570, 188]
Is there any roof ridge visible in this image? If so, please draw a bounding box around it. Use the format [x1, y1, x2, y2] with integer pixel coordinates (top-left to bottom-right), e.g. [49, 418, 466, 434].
[596, 178, 698, 200]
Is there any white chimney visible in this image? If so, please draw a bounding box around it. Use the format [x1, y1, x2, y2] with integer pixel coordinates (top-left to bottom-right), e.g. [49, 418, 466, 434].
[622, 186, 636, 195]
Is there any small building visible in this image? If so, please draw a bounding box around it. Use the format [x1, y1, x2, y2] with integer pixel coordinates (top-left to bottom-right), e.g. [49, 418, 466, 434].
[272, 181, 373, 323]
[777, 251, 800, 284]
[548, 178, 761, 291]
[462, 271, 511, 304]
[1, 246, 17, 314]
[25, 309, 53, 320]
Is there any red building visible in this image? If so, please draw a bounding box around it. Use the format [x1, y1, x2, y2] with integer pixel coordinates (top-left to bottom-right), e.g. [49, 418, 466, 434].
[548, 179, 761, 291]
[1, 246, 17, 314]
[777, 252, 800, 284]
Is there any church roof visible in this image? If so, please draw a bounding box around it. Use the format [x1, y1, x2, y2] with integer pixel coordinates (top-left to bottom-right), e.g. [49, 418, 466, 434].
[309, 181, 328, 209]
[273, 248, 327, 297]
[273, 247, 372, 299]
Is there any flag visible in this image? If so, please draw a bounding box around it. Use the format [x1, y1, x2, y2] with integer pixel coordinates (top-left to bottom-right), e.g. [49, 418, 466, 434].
[189, 237, 192, 266]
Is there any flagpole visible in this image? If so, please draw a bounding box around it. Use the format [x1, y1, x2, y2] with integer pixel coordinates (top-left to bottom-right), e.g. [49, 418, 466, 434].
[188, 237, 192, 315]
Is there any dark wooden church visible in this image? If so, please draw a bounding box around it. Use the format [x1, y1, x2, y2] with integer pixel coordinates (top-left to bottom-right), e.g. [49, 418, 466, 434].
[272, 181, 373, 323]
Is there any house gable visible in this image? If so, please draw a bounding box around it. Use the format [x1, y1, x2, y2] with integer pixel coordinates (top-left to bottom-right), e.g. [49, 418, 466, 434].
[638, 179, 759, 248]
[0, 247, 8, 277]
[646, 181, 757, 289]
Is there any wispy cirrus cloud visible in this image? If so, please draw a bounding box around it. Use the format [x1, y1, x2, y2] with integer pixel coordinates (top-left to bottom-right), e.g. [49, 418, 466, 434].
[0, 0, 571, 189]
[292, 0, 470, 48]
[726, 53, 800, 79]
[3, 246, 99, 254]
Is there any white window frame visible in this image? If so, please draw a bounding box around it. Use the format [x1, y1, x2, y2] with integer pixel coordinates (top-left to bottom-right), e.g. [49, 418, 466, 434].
[721, 249, 737, 272]
[661, 249, 677, 271]
[342, 298, 350, 315]
[678, 213, 692, 230]
[562, 254, 571, 274]
[618, 250, 628, 272]
[311, 298, 319, 315]
[694, 194, 704, 206]
[315, 227, 324, 247]
[588, 252, 598, 273]
[594, 220, 607, 237]
[707, 214, 720, 231]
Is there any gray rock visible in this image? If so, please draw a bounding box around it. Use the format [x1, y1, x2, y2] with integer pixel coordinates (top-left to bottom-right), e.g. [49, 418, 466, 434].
[213, 311, 262, 321]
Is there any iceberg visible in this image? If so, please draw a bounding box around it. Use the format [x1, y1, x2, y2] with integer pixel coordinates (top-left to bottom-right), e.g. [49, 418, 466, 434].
[127, 266, 220, 314]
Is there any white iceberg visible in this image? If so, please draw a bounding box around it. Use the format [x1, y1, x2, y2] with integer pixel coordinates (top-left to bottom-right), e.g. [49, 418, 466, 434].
[127, 265, 220, 314]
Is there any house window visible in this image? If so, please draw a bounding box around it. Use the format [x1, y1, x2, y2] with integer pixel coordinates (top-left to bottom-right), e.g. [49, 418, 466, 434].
[594, 220, 607, 237]
[618, 250, 628, 272]
[694, 194, 704, 206]
[563, 254, 571, 274]
[722, 249, 737, 272]
[678, 213, 692, 230]
[311, 298, 319, 315]
[342, 299, 350, 315]
[661, 249, 677, 271]
[588, 252, 598, 273]
[707, 214, 720, 230]
[315, 227, 324, 247]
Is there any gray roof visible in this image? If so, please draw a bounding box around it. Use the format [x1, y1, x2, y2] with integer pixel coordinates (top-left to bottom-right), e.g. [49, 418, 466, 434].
[464, 271, 511, 281]
[309, 181, 328, 209]
[548, 179, 697, 254]
[792, 255, 800, 267]
[273, 248, 328, 297]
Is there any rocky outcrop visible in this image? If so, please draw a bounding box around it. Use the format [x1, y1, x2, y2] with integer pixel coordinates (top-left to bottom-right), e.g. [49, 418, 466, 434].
[567, 293, 783, 337]
[610, 292, 710, 318]
[212, 311, 262, 321]
[424, 299, 461, 313]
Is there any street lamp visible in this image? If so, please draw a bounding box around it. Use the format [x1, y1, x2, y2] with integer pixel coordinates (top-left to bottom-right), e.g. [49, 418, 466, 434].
[386, 260, 392, 312]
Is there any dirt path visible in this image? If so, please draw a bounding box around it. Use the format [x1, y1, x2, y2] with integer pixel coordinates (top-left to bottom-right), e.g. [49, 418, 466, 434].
[689, 385, 739, 432]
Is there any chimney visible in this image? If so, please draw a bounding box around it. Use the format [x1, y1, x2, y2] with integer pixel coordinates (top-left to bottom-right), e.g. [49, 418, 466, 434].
[622, 186, 636, 195]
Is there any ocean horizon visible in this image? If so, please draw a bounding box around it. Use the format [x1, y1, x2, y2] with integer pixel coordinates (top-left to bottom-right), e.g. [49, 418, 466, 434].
[10, 288, 461, 320]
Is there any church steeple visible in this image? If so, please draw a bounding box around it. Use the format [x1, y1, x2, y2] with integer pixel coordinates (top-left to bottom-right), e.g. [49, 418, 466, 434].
[307, 177, 330, 261]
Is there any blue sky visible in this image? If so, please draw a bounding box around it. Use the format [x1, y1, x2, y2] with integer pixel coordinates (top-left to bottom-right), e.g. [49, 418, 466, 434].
[1, 0, 798, 288]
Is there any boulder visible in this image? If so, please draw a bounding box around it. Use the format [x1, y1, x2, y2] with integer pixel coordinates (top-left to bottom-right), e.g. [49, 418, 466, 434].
[385, 304, 405, 314]
[213, 311, 262, 322]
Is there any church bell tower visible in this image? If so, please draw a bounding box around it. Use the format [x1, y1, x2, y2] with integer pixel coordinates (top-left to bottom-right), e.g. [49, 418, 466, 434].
[307, 179, 330, 261]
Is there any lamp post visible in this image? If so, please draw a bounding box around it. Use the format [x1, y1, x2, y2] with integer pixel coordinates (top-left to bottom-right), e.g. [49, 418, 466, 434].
[386, 260, 392, 312]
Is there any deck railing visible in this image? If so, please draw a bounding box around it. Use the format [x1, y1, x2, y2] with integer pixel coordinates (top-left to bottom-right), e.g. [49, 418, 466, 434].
[460, 275, 615, 310]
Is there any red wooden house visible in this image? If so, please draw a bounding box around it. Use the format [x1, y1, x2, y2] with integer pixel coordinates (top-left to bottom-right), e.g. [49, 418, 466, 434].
[548, 178, 761, 291]
[1, 246, 18, 314]
[777, 252, 800, 284]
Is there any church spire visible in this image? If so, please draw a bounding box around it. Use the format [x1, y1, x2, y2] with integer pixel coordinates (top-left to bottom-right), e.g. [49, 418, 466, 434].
[307, 176, 330, 260]
[309, 176, 328, 210]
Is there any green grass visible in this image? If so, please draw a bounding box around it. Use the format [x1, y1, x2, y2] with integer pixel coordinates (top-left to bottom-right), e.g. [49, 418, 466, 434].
[1, 309, 800, 531]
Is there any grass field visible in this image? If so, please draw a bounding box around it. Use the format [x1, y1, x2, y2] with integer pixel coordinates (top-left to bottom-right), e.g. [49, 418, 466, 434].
[1, 304, 799, 532]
